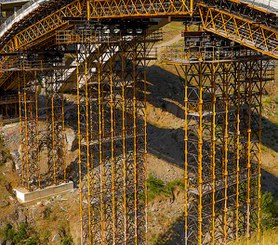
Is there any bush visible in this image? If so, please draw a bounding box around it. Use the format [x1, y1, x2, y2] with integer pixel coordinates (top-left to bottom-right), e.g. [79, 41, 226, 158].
[3, 223, 40, 244]
[0, 135, 11, 165]
[61, 235, 74, 245]
[59, 224, 74, 245]
[147, 174, 183, 201]
[261, 191, 278, 229]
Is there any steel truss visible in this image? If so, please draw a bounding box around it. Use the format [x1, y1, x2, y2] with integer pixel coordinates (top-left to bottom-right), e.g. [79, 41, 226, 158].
[161, 31, 274, 244]
[18, 67, 40, 190]
[198, 3, 278, 59]
[74, 24, 160, 244]
[44, 66, 66, 187]
[0, 0, 277, 67]
[17, 56, 67, 190]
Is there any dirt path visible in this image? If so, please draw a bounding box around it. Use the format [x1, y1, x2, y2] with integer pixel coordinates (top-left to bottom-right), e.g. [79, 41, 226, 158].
[155, 33, 183, 50]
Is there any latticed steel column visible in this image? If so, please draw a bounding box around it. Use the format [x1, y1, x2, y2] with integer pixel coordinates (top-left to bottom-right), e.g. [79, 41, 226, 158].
[161, 31, 274, 244]
[18, 68, 40, 191]
[44, 67, 66, 187]
[237, 56, 274, 239]
[75, 24, 159, 244]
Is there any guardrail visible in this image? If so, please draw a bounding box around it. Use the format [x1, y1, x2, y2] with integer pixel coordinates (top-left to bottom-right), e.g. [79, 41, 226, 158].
[0, 0, 47, 39]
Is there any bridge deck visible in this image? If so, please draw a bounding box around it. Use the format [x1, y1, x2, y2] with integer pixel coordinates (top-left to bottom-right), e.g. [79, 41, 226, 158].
[0, 0, 276, 69]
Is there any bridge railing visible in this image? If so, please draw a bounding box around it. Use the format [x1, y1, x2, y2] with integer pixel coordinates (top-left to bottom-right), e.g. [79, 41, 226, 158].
[0, 0, 46, 39]
[55, 29, 163, 45]
[1, 58, 67, 71]
[160, 45, 269, 64]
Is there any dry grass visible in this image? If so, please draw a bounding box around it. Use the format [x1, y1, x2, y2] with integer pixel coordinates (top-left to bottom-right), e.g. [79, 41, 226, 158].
[230, 228, 278, 245]
[158, 21, 184, 44]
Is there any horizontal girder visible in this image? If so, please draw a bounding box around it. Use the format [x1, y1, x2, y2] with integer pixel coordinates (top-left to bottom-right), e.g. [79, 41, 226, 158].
[0, 0, 276, 72]
[88, 0, 193, 19]
[199, 3, 278, 59]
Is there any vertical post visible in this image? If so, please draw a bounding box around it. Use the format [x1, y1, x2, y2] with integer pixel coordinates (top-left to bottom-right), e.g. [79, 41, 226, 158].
[246, 72, 252, 240]
[84, 54, 92, 244]
[235, 61, 241, 241]
[109, 49, 116, 245]
[97, 43, 106, 245]
[86, 0, 91, 22]
[211, 62, 217, 244]
[23, 70, 30, 190]
[121, 45, 127, 245]
[133, 45, 138, 245]
[190, 0, 194, 15]
[257, 60, 263, 239]
[51, 87, 56, 185]
[143, 36, 148, 245]
[62, 93, 66, 182]
[223, 64, 229, 244]
[18, 77, 24, 187]
[198, 63, 203, 245]
[76, 57, 83, 243]
[183, 65, 189, 245]
[35, 71, 41, 188]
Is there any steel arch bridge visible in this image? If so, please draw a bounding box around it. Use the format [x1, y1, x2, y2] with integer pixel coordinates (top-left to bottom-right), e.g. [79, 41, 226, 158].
[0, 1, 277, 245]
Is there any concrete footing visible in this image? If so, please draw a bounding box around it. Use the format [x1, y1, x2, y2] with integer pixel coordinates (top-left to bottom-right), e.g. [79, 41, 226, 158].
[14, 182, 74, 203]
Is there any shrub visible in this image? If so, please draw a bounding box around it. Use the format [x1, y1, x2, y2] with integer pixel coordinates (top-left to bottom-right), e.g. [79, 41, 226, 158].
[61, 235, 74, 245]
[261, 191, 278, 229]
[147, 174, 183, 201]
[3, 223, 40, 244]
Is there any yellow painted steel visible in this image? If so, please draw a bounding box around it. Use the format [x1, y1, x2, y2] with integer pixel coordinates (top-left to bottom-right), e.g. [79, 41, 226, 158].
[0, 0, 277, 79]
[223, 64, 229, 244]
[62, 94, 66, 182]
[23, 70, 30, 190]
[183, 65, 189, 245]
[235, 63, 241, 241]
[246, 81, 252, 239]
[211, 62, 217, 244]
[88, 0, 192, 19]
[18, 79, 24, 187]
[109, 53, 117, 245]
[121, 48, 128, 245]
[198, 64, 203, 245]
[143, 38, 148, 245]
[0, 0, 83, 59]
[97, 44, 106, 245]
[257, 61, 263, 239]
[76, 59, 84, 242]
[34, 72, 41, 188]
[198, 3, 278, 59]
[84, 57, 92, 244]
[1, 1, 275, 244]
[132, 47, 138, 245]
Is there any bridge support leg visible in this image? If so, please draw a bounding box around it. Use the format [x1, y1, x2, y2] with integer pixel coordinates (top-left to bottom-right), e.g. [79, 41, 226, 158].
[18, 58, 67, 190]
[75, 26, 158, 244]
[44, 69, 66, 187]
[18, 69, 40, 190]
[162, 33, 274, 244]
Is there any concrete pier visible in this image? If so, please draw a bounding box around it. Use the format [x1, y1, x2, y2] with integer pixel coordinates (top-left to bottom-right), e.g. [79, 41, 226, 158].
[14, 182, 74, 203]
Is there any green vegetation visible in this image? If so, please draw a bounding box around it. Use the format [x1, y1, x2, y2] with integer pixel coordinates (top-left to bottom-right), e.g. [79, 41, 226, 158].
[147, 174, 183, 201]
[59, 225, 74, 245]
[233, 192, 278, 245]
[1, 222, 75, 245]
[61, 235, 74, 245]
[231, 227, 278, 245]
[0, 135, 11, 165]
[42, 206, 52, 219]
[1, 223, 39, 245]
[261, 191, 278, 229]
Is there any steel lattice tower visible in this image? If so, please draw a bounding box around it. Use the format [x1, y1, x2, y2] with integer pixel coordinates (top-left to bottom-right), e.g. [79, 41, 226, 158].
[162, 29, 274, 244]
